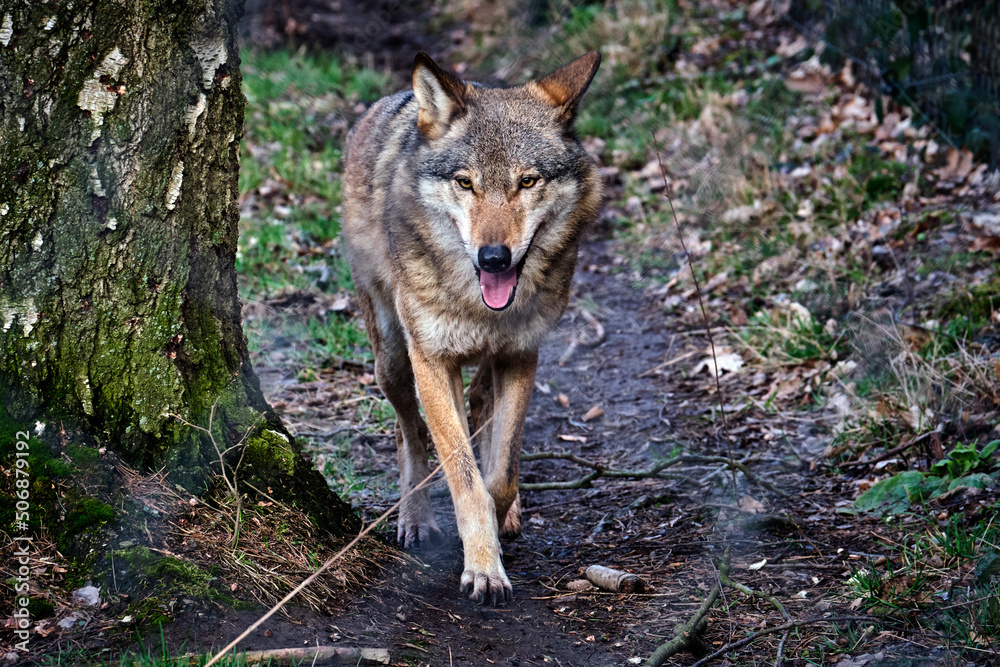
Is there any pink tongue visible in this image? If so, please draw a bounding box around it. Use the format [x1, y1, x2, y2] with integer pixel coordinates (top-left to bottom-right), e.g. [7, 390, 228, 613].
[479, 267, 518, 309]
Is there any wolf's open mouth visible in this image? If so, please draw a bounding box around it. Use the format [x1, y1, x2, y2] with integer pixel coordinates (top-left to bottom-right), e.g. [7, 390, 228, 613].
[479, 266, 518, 310]
[475, 255, 527, 311]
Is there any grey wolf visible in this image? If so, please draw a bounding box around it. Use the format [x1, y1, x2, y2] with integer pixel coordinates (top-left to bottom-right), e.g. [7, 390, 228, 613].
[342, 51, 602, 604]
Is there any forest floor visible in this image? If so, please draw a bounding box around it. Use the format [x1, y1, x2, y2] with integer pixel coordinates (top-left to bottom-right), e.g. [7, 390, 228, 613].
[8, 1, 1000, 666]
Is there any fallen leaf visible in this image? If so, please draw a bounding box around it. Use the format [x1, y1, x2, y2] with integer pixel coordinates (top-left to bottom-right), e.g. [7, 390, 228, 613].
[358, 373, 375, 386]
[738, 495, 766, 513]
[970, 236, 1000, 252]
[582, 405, 604, 422]
[692, 351, 744, 377]
[565, 579, 594, 592]
[534, 381, 551, 395]
[747, 559, 768, 571]
[556, 393, 570, 407]
[558, 434, 587, 443]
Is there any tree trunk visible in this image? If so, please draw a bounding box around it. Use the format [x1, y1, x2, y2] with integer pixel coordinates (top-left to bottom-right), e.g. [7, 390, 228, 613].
[0, 0, 357, 533]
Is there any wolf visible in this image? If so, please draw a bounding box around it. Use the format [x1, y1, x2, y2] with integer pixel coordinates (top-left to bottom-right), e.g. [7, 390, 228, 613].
[342, 51, 602, 604]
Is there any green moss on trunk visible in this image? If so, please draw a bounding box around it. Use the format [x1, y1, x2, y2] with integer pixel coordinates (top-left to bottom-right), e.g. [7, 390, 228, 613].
[0, 0, 357, 565]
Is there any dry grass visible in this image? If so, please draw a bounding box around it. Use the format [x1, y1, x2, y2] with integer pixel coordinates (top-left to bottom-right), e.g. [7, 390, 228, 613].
[176, 486, 398, 615]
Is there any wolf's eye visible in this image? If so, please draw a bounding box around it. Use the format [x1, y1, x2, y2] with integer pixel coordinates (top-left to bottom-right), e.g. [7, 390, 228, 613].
[456, 177, 473, 190]
[520, 176, 537, 189]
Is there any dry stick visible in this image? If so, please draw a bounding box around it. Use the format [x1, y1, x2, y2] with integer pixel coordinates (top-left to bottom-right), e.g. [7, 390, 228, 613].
[186, 646, 388, 666]
[520, 451, 783, 494]
[773, 631, 789, 667]
[653, 150, 739, 493]
[171, 402, 262, 549]
[644, 551, 732, 667]
[838, 430, 936, 469]
[719, 570, 789, 621]
[637, 349, 700, 378]
[201, 417, 494, 667]
[685, 616, 875, 667]
[558, 308, 606, 366]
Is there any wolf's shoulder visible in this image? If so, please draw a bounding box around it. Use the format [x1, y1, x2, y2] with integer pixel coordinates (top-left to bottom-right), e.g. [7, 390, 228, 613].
[346, 90, 417, 159]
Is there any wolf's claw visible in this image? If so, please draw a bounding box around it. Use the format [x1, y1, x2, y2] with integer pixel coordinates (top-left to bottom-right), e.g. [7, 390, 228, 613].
[398, 521, 443, 550]
[499, 493, 522, 539]
[460, 568, 512, 605]
[397, 492, 442, 550]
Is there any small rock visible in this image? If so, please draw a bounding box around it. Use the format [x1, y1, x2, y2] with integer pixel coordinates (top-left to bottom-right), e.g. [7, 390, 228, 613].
[58, 611, 86, 630]
[72, 585, 101, 606]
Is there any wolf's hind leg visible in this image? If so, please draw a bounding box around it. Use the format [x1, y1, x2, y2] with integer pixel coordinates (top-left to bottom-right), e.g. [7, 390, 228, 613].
[483, 352, 537, 540]
[472, 362, 524, 538]
[358, 290, 442, 549]
[469, 363, 495, 466]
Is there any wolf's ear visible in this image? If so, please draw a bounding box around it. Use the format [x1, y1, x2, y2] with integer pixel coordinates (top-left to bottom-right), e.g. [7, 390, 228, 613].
[534, 51, 601, 122]
[412, 52, 467, 138]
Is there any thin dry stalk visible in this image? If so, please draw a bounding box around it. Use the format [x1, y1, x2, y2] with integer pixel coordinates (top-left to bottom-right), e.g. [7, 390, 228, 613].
[170, 400, 261, 548]
[202, 415, 494, 667]
[653, 148, 740, 493]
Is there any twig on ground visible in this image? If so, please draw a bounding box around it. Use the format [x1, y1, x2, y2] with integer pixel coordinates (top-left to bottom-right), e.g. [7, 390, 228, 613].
[773, 631, 789, 667]
[645, 550, 855, 666]
[838, 430, 936, 468]
[190, 646, 388, 665]
[644, 550, 732, 667]
[637, 349, 700, 378]
[520, 451, 783, 494]
[685, 616, 876, 667]
[718, 569, 789, 620]
[558, 308, 606, 365]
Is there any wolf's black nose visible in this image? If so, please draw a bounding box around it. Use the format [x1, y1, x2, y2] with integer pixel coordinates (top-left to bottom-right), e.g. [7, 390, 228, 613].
[478, 245, 512, 273]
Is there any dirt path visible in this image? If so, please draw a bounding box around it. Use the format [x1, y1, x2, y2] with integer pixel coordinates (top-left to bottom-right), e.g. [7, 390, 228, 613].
[165, 234, 918, 666]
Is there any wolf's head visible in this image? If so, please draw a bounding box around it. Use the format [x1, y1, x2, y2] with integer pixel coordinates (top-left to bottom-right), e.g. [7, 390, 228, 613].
[411, 51, 602, 311]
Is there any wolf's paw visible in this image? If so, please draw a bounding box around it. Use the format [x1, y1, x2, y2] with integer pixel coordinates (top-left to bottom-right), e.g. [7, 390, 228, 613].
[460, 565, 512, 606]
[498, 493, 522, 539]
[397, 496, 443, 550]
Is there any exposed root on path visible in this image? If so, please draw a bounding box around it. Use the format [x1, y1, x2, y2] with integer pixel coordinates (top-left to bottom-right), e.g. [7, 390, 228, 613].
[519, 451, 784, 494]
[644, 548, 878, 667]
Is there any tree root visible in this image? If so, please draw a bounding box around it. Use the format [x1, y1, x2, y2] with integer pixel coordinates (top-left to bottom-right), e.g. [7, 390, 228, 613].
[643, 550, 731, 667]
[520, 451, 782, 495]
[644, 548, 874, 667]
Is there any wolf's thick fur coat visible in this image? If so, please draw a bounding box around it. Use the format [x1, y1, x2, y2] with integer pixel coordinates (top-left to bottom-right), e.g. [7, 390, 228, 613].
[342, 51, 602, 604]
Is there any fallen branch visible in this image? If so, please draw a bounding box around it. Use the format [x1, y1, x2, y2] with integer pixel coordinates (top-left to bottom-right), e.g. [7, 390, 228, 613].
[838, 430, 936, 469]
[519, 451, 783, 495]
[188, 646, 389, 665]
[585, 565, 648, 593]
[644, 551, 731, 666]
[718, 570, 789, 621]
[684, 616, 876, 667]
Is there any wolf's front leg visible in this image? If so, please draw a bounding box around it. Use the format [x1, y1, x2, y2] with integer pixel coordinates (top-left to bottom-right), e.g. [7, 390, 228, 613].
[482, 352, 538, 538]
[409, 346, 511, 605]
